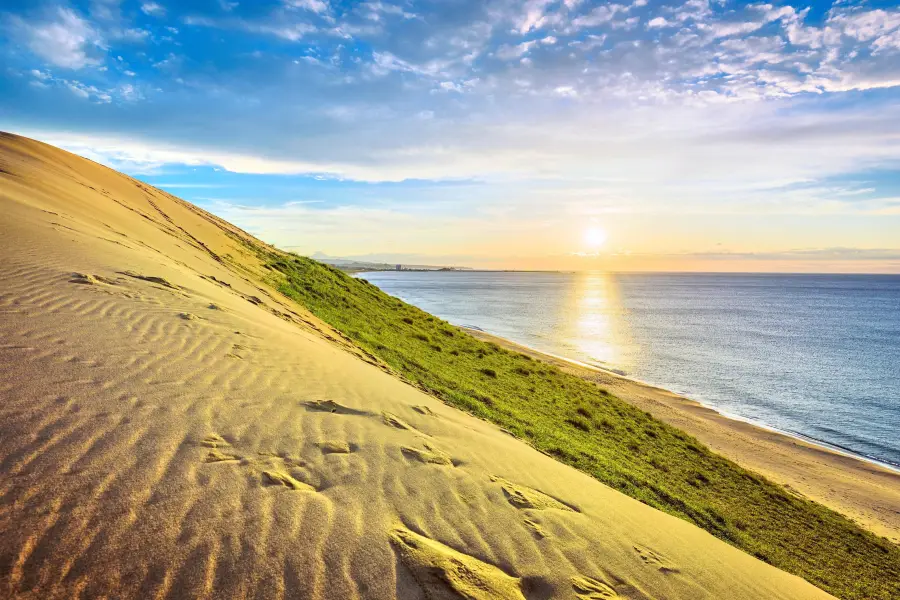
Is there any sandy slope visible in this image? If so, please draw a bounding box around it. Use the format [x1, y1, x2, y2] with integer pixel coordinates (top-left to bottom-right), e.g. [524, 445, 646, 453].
[0, 132, 834, 599]
[466, 330, 900, 544]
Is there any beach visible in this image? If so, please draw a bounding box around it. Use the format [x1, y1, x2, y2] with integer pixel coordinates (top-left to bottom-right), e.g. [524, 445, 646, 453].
[466, 328, 900, 543]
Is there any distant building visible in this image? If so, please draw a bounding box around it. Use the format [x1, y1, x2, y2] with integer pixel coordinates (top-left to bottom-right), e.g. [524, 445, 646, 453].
[395, 264, 402, 271]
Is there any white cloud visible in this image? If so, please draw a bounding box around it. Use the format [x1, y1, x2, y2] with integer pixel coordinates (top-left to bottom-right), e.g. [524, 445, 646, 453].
[118, 83, 143, 101]
[258, 23, 318, 41]
[285, 0, 329, 14]
[140, 2, 166, 17]
[613, 16, 640, 30]
[361, 2, 418, 21]
[647, 17, 675, 29]
[698, 20, 766, 39]
[496, 35, 557, 60]
[15, 8, 104, 69]
[873, 29, 900, 53]
[717, 36, 786, 65]
[65, 82, 90, 98]
[568, 34, 606, 51]
[183, 15, 314, 41]
[114, 27, 151, 42]
[496, 40, 538, 60]
[671, 0, 712, 23]
[89, 0, 122, 22]
[571, 4, 628, 29]
[26, 69, 136, 103]
[831, 9, 900, 42]
[15, 130, 462, 181]
[370, 51, 450, 78]
[515, 0, 557, 34]
[64, 80, 112, 102]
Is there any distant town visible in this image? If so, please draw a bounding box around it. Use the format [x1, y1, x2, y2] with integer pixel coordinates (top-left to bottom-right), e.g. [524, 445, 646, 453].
[307, 252, 472, 273]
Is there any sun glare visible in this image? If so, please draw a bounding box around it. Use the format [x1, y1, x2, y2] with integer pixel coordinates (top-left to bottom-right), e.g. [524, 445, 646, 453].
[583, 227, 608, 249]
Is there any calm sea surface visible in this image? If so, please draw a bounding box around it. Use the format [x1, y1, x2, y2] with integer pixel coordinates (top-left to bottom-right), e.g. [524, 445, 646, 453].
[359, 271, 900, 468]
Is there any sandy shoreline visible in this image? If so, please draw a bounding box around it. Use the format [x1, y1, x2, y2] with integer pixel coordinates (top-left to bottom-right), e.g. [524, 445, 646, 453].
[465, 328, 900, 543]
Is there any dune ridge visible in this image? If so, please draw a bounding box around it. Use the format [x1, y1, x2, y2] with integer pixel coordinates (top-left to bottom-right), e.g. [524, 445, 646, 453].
[0, 132, 835, 599]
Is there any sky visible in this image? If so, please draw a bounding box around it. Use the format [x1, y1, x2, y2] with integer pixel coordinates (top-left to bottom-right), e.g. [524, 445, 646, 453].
[2, 0, 900, 272]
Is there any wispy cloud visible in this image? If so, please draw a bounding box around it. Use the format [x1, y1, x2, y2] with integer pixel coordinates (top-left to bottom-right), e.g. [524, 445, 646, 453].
[141, 3, 166, 18]
[9, 7, 104, 69]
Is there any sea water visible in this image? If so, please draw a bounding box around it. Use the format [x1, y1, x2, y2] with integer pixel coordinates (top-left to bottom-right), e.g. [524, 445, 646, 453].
[359, 271, 900, 468]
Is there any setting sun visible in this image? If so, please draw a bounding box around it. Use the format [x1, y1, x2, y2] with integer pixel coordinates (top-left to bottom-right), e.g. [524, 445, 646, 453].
[584, 227, 608, 249]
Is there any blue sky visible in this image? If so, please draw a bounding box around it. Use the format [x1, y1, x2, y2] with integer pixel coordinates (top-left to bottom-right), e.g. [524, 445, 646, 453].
[2, 0, 900, 271]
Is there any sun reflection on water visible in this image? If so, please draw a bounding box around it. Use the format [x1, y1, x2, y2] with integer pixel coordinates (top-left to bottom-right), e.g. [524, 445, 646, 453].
[561, 271, 635, 372]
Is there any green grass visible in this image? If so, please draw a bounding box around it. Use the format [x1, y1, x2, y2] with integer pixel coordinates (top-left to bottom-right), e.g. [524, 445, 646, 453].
[259, 251, 898, 600]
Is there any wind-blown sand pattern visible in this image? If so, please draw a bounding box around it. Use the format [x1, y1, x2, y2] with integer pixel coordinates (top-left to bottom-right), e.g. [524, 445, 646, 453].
[0, 132, 835, 599]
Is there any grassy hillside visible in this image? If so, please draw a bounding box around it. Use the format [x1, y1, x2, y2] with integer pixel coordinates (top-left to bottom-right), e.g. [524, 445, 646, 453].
[253, 250, 897, 600]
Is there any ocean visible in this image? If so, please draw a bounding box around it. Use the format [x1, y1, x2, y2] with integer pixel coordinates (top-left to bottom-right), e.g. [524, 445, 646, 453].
[358, 271, 900, 468]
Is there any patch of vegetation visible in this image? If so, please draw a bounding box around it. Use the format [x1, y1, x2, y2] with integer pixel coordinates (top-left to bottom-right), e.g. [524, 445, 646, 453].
[260, 252, 898, 600]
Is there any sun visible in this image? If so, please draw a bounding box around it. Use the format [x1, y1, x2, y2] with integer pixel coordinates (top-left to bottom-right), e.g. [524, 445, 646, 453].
[583, 226, 608, 249]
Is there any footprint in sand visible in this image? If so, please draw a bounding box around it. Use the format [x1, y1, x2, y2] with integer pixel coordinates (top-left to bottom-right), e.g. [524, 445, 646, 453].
[201, 433, 230, 448]
[199, 434, 322, 493]
[262, 470, 317, 492]
[198, 434, 241, 462]
[400, 443, 454, 466]
[179, 312, 198, 320]
[389, 526, 526, 600]
[118, 271, 181, 291]
[522, 517, 548, 539]
[204, 449, 240, 463]
[633, 544, 680, 574]
[382, 412, 425, 434]
[225, 343, 248, 359]
[572, 576, 620, 599]
[411, 405, 435, 416]
[573, 573, 658, 600]
[490, 476, 579, 512]
[303, 399, 371, 416]
[317, 441, 352, 455]
[70, 273, 120, 286]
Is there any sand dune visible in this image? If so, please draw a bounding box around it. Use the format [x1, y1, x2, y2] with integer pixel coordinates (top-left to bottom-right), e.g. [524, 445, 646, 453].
[0, 132, 834, 599]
